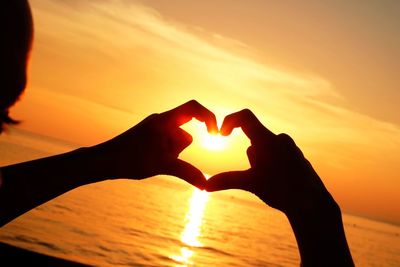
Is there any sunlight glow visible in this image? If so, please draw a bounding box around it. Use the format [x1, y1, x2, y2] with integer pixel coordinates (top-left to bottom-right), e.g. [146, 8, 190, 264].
[171, 247, 194, 266]
[179, 120, 251, 176]
[200, 133, 228, 151]
[181, 189, 209, 247]
[170, 188, 210, 266]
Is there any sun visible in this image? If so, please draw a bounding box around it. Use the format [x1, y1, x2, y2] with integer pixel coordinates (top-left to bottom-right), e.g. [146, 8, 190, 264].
[200, 133, 228, 151]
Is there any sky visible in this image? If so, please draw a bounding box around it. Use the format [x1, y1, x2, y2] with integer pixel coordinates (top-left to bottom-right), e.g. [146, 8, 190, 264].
[10, 0, 400, 224]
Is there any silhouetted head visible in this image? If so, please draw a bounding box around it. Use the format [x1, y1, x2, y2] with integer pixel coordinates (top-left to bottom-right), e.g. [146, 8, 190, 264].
[0, 0, 33, 133]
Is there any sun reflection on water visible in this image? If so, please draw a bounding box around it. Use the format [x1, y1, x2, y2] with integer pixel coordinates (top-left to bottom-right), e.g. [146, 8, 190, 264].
[170, 188, 209, 266]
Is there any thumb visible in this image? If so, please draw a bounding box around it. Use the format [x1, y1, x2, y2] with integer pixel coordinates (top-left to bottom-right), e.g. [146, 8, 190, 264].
[205, 170, 251, 192]
[162, 159, 207, 190]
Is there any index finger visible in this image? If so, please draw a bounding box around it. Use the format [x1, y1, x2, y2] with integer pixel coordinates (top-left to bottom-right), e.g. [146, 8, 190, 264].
[220, 109, 275, 142]
[163, 100, 218, 133]
[162, 159, 207, 190]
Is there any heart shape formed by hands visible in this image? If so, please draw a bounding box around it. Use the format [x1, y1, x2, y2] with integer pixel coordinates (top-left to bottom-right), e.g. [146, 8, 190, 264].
[154, 102, 323, 217]
[108, 99, 325, 216]
[134, 101, 260, 193]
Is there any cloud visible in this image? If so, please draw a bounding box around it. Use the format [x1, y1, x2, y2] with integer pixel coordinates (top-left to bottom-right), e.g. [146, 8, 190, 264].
[28, 0, 400, 222]
[29, 0, 400, 164]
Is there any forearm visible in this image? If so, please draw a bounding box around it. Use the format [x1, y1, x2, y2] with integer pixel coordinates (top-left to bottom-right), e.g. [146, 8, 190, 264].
[286, 199, 354, 267]
[0, 146, 109, 226]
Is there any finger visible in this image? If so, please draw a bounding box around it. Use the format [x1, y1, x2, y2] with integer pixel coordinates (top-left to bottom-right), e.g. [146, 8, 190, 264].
[205, 170, 251, 192]
[247, 146, 257, 167]
[220, 109, 275, 143]
[168, 128, 193, 157]
[162, 159, 207, 190]
[164, 100, 218, 133]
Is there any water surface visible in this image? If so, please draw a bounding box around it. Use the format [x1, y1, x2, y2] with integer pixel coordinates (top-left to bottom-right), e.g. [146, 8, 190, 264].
[0, 129, 399, 266]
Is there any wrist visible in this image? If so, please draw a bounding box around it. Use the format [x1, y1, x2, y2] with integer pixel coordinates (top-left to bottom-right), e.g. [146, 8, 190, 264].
[286, 193, 341, 224]
[74, 145, 115, 184]
[286, 198, 354, 266]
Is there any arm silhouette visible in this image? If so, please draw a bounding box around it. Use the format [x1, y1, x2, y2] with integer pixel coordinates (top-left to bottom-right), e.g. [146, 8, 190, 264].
[206, 109, 354, 267]
[0, 100, 217, 226]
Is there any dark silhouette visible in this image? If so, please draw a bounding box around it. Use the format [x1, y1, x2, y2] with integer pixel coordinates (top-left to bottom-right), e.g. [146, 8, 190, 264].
[0, 100, 217, 226]
[1, 1, 354, 266]
[0, 1, 33, 133]
[0, 242, 91, 267]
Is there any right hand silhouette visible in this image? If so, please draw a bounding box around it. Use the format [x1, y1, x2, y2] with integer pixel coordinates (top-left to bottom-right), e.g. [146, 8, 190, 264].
[205, 109, 335, 215]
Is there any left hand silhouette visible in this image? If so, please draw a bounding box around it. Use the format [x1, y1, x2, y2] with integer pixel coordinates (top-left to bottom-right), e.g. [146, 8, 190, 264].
[93, 100, 218, 189]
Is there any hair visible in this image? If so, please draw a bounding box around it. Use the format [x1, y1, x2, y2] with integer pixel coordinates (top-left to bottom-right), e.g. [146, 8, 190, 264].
[0, 0, 33, 133]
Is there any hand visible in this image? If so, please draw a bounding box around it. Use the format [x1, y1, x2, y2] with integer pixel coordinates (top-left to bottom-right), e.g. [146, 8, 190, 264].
[205, 109, 335, 215]
[94, 100, 218, 189]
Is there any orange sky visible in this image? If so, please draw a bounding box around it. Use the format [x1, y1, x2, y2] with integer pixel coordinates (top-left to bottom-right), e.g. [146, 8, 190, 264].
[9, 0, 400, 224]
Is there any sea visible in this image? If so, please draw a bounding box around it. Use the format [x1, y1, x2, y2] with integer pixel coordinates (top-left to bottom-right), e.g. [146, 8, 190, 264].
[0, 128, 399, 266]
